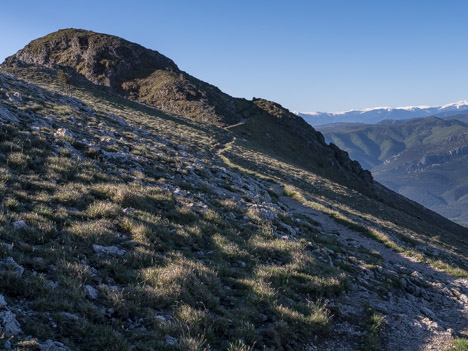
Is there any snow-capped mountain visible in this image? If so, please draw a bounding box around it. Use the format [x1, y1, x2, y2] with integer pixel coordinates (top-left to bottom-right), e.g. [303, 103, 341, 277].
[299, 100, 468, 126]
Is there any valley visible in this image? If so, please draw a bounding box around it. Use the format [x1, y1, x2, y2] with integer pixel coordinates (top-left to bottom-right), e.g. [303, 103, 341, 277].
[317, 116, 468, 225]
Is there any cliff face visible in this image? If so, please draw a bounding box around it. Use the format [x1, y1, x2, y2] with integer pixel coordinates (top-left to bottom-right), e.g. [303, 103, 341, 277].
[2, 28, 372, 187]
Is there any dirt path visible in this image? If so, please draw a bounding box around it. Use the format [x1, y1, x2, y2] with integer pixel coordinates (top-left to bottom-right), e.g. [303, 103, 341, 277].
[276, 186, 468, 351]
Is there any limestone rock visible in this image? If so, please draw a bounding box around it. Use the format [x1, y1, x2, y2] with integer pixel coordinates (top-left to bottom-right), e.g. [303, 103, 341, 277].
[0, 103, 19, 123]
[92, 244, 126, 257]
[12, 220, 28, 230]
[54, 128, 73, 139]
[1, 257, 25, 277]
[39, 340, 72, 351]
[84, 285, 98, 300]
[165, 335, 177, 345]
[0, 310, 21, 335]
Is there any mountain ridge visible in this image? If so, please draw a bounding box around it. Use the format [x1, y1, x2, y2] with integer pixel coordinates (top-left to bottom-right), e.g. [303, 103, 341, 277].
[1, 28, 374, 191]
[300, 100, 468, 126]
[316, 115, 468, 224]
[3, 28, 241, 125]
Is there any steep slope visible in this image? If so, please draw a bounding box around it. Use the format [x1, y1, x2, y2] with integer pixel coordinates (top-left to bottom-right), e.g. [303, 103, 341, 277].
[0, 31, 467, 351]
[1, 28, 373, 192]
[317, 116, 468, 224]
[300, 101, 468, 126]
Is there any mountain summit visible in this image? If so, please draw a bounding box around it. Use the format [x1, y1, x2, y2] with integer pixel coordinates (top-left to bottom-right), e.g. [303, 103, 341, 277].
[4, 28, 241, 125]
[2, 28, 373, 189]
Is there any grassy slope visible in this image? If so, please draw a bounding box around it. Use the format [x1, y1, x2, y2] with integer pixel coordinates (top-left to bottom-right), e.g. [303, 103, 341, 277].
[0, 67, 466, 350]
[227, 116, 468, 261]
[0, 68, 349, 350]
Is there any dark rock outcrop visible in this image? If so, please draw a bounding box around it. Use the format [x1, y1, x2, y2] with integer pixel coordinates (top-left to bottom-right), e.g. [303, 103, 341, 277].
[236, 98, 373, 186]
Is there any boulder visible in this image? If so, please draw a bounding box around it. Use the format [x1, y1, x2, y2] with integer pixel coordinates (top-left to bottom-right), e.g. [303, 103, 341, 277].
[39, 340, 72, 351]
[84, 285, 98, 300]
[1, 257, 25, 277]
[12, 220, 28, 230]
[0, 310, 21, 335]
[92, 244, 126, 257]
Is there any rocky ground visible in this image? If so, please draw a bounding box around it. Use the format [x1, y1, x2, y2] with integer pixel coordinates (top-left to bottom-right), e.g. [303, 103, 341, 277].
[0, 69, 466, 350]
[277, 187, 468, 350]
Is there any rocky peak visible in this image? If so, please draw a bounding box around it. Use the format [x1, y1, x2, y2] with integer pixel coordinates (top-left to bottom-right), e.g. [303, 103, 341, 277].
[2, 29, 372, 188]
[4, 29, 178, 89]
[3, 29, 242, 125]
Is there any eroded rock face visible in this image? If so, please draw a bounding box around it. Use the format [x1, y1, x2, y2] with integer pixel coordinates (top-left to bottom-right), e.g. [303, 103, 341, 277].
[0, 103, 19, 123]
[4, 29, 177, 90]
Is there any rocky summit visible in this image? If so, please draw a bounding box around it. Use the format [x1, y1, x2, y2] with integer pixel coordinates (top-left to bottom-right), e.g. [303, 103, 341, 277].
[0, 29, 466, 350]
[2, 29, 373, 191]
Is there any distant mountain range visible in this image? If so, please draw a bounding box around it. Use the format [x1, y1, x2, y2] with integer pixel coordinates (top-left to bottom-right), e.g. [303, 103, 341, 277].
[299, 101, 468, 126]
[317, 115, 468, 225]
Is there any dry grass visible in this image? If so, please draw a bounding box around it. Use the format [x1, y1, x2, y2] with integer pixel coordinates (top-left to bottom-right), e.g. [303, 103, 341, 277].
[0, 64, 465, 351]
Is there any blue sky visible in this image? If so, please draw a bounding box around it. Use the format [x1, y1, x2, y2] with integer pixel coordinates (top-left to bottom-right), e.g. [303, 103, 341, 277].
[1, 0, 468, 112]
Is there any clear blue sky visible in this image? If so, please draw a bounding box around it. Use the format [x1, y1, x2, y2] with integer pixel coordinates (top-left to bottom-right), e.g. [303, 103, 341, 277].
[1, 0, 468, 112]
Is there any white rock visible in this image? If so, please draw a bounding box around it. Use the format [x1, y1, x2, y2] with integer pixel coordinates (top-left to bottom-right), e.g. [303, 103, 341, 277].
[108, 113, 128, 126]
[92, 244, 126, 257]
[39, 340, 72, 351]
[1, 257, 24, 277]
[0, 310, 21, 335]
[84, 285, 99, 300]
[54, 128, 73, 139]
[165, 335, 177, 345]
[59, 312, 79, 321]
[0, 294, 7, 308]
[12, 220, 28, 230]
[248, 204, 277, 221]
